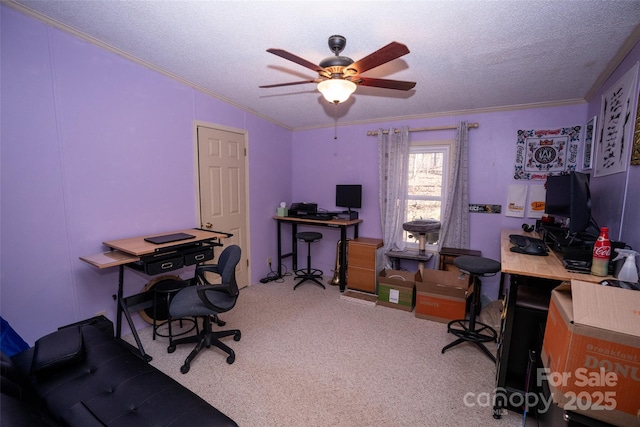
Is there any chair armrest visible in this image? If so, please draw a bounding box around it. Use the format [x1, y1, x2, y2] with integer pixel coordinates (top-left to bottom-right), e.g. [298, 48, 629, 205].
[194, 264, 220, 286]
[195, 264, 220, 275]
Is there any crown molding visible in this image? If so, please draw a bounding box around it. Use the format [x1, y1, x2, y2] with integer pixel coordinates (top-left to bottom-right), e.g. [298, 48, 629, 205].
[4, 0, 294, 131]
[585, 23, 640, 102]
[292, 98, 587, 132]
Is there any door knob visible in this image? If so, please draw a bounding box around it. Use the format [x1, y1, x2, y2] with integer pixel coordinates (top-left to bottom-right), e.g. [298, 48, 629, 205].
[204, 222, 213, 229]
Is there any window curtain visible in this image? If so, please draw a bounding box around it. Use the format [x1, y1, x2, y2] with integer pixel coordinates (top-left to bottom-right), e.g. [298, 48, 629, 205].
[438, 121, 470, 250]
[378, 126, 410, 267]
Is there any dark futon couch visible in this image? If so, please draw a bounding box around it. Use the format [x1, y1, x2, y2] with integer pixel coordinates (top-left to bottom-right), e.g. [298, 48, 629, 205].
[1, 320, 237, 427]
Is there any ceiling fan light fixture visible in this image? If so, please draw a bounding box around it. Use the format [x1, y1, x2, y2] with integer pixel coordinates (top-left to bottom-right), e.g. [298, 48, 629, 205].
[317, 79, 357, 104]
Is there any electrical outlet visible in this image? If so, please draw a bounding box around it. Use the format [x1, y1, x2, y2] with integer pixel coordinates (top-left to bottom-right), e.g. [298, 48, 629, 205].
[95, 310, 107, 317]
[267, 257, 272, 266]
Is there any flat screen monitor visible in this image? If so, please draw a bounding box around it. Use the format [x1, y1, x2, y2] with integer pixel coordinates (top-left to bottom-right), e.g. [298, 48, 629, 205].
[336, 184, 362, 211]
[545, 171, 592, 234]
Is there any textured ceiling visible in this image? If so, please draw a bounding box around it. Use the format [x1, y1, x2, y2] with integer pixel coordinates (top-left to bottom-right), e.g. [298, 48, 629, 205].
[8, 0, 640, 130]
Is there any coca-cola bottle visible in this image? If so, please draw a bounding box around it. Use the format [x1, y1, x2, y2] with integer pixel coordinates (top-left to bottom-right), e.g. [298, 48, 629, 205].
[591, 227, 611, 276]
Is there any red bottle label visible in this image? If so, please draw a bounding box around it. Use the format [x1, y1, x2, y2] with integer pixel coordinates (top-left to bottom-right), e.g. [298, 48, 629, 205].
[593, 244, 611, 259]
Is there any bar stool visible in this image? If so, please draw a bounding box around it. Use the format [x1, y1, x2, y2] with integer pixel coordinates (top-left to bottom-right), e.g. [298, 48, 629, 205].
[441, 255, 501, 362]
[152, 278, 197, 341]
[294, 231, 325, 290]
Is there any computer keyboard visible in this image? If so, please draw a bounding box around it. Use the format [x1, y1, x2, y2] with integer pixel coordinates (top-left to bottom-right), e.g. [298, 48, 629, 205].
[304, 214, 334, 221]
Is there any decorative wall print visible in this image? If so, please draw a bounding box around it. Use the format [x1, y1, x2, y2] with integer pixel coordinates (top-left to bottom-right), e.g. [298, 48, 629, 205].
[594, 62, 639, 176]
[468, 204, 502, 214]
[632, 92, 640, 166]
[514, 126, 581, 180]
[526, 185, 546, 219]
[582, 116, 596, 170]
[506, 184, 527, 218]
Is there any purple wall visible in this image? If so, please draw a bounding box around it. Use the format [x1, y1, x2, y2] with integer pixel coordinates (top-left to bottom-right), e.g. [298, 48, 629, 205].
[587, 42, 640, 247]
[2, 5, 638, 344]
[290, 106, 589, 298]
[1, 7, 291, 343]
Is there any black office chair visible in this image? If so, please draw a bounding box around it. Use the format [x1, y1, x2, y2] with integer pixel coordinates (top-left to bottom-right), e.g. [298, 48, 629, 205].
[168, 245, 242, 373]
[294, 231, 325, 289]
[441, 255, 500, 362]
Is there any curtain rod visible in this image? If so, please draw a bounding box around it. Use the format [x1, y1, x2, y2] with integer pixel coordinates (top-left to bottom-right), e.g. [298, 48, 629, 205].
[366, 122, 479, 136]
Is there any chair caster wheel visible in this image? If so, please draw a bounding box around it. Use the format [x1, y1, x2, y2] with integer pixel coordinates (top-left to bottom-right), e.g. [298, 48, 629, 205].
[234, 331, 241, 341]
[226, 355, 235, 364]
[180, 363, 190, 374]
[167, 345, 176, 353]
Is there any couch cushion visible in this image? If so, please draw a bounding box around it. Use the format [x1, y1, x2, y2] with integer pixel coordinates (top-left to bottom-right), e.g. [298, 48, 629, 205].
[13, 324, 238, 427]
[31, 326, 84, 375]
[1, 391, 61, 427]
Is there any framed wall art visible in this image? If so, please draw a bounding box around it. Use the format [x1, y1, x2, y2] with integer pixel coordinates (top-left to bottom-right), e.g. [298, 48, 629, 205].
[594, 62, 639, 177]
[632, 92, 640, 166]
[513, 126, 581, 180]
[582, 116, 596, 170]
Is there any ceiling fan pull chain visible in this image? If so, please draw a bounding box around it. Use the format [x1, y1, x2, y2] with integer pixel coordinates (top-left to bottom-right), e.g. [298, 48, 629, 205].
[334, 101, 339, 140]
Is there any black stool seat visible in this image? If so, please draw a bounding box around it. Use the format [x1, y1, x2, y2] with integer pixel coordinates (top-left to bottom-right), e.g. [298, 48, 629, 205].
[294, 232, 324, 290]
[442, 255, 501, 362]
[297, 231, 323, 243]
[454, 255, 501, 276]
[152, 278, 197, 340]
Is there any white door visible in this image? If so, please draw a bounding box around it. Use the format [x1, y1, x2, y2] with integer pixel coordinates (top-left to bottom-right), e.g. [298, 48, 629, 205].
[196, 124, 249, 288]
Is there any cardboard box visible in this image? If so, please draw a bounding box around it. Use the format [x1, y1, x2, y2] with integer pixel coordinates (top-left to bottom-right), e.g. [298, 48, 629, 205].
[377, 269, 419, 311]
[415, 269, 472, 323]
[541, 280, 640, 427]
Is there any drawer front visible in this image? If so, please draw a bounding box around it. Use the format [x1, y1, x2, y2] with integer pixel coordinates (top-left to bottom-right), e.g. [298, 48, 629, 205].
[143, 256, 184, 275]
[348, 244, 376, 269]
[184, 246, 214, 265]
[347, 266, 377, 293]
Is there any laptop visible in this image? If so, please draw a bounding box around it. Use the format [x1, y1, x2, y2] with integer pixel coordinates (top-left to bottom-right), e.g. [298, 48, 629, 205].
[144, 232, 196, 245]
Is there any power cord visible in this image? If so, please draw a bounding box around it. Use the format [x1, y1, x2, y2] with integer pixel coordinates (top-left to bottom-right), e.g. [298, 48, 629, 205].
[259, 261, 290, 283]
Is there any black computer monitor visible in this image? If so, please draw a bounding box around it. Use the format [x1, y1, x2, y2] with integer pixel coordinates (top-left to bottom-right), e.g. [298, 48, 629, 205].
[336, 184, 362, 212]
[545, 171, 594, 235]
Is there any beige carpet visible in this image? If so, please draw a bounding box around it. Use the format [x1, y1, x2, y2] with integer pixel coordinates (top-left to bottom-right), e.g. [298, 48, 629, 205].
[125, 277, 526, 427]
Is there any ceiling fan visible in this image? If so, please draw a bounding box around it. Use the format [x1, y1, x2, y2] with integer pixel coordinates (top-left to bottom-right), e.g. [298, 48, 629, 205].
[260, 35, 416, 104]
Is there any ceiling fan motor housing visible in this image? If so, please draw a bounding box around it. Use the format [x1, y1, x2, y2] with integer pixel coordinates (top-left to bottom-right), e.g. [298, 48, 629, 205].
[320, 35, 353, 71]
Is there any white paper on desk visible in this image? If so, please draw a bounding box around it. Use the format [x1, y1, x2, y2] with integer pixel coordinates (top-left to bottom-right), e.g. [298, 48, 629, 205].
[527, 185, 546, 219]
[506, 184, 527, 218]
[389, 289, 400, 304]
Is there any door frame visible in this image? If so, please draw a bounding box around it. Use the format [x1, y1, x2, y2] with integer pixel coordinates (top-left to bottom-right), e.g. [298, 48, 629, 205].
[193, 120, 251, 286]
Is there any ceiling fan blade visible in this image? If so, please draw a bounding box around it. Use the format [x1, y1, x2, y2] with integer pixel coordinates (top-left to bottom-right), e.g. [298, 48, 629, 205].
[259, 79, 318, 88]
[347, 42, 410, 74]
[357, 77, 416, 91]
[267, 48, 326, 73]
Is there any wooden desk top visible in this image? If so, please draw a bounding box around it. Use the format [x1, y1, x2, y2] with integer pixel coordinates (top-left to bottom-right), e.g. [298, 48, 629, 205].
[500, 229, 609, 283]
[80, 228, 228, 269]
[103, 228, 226, 256]
[273, 216, 362, 226]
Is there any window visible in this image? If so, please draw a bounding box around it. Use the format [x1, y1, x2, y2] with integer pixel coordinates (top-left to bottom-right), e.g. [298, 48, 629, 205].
[404, 141, 452, 248]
